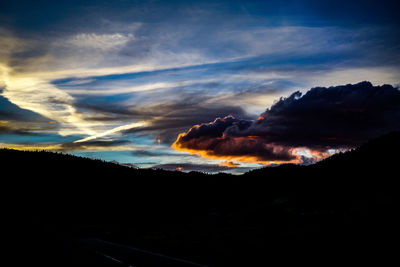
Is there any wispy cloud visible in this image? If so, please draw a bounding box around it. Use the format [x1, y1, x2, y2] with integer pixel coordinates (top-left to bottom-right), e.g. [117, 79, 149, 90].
[66, 33, 135, 51]
[74, 121, 147, 143]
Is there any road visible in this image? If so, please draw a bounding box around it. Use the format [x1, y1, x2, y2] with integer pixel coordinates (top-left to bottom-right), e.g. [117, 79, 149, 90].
[79, 238, 208, 267]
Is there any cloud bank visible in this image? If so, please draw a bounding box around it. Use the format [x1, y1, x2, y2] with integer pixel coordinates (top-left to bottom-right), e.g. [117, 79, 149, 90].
[172, 82, 400, 164]
[152, 163, 251, 173]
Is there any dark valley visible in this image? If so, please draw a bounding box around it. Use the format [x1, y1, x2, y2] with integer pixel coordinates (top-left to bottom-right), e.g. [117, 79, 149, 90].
[2, 132, 399, 266]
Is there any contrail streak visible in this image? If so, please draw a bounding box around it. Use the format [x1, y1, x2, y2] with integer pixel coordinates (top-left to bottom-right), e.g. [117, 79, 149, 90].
[74, 121, 147, 143]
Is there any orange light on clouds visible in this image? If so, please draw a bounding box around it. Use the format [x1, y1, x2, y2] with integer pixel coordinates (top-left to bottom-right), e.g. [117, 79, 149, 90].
[219, 161, 239, 168]
[171, 132, 302, 166]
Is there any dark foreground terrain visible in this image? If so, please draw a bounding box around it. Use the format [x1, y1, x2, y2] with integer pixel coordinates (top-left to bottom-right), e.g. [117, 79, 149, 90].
[2, 132, 399, 266]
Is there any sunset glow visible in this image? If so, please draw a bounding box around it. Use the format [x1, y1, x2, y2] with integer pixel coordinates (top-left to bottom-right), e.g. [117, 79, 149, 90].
[1, 0, 399, 173]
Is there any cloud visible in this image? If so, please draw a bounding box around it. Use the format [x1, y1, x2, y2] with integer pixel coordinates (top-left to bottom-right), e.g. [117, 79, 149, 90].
[1, 1, 400, 170]
[0, 95, 59, 136]
[126, 103, 250, 143]
[73, 121, 147, 143]
[152, 163, 244, 173]
[0, 119, 58, 136]
[131, 149, 180, 157]
[172, 82, 400, 164]
[61, 140, 132, 150]
[0, 26, 222, 144]
[74, 92, 250, 143]
[242, 81, 400, 149]
[172, 115, 296, 164]
[0, 139, 134, 152]
[66, 33, 134, 51]
[0, 95, 50, 122]
[64, 81, 194, 95]
[0, 124, 37, 136]
[1, 61, 98, 137]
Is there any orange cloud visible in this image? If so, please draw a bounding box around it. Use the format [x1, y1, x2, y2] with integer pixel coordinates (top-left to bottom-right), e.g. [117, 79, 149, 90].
[219, 161, 239, 168]
[172, 132, 301, 165]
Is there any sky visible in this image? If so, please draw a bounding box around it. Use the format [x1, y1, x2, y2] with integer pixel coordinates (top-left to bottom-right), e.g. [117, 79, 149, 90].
[1, 0, 399, 174]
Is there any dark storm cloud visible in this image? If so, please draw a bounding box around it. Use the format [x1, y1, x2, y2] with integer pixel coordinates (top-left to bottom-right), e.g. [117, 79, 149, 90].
[240, 81, 400, 150]
[173, 115, 295, 162]
[174, 82, 400, 161]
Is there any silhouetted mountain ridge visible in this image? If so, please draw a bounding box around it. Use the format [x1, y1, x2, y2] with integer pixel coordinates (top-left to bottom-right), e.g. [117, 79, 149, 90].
[2, 132, 399, 266]
[245, 131, 400, 178]
[2, 131, 399, 177]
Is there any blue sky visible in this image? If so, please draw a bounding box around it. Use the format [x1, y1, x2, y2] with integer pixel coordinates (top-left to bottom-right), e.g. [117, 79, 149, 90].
[1, 0, 399, 173]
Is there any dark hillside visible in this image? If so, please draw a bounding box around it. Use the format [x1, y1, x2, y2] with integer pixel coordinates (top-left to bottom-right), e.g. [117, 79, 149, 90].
[2, 132, 399, 266]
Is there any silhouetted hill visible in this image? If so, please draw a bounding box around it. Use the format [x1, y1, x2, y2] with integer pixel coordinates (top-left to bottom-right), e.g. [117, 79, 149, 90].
[2, 132, 399, 266]
[247, 130, 400, 173]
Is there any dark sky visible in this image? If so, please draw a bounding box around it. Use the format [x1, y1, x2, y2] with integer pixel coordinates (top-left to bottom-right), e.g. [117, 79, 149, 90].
[1, 0, 399, 173]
